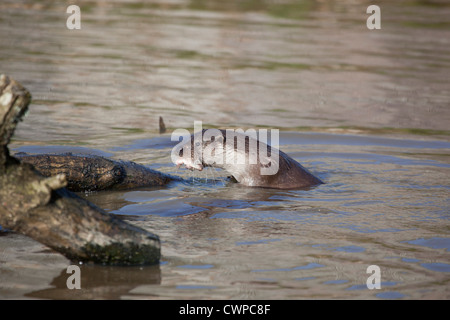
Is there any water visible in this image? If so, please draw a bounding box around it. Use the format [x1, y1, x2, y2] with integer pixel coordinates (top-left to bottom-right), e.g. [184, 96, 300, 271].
[5, 131, 450, 299]
[0, 0, 449, 299]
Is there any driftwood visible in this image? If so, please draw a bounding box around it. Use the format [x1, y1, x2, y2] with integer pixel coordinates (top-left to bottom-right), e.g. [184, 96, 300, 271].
[0, 75, 160, 265]
[159, 116, 166, 134]
[16, 153, 178, 192]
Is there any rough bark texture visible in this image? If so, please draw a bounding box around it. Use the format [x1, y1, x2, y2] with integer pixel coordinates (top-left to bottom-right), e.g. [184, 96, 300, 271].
[0, 74, 160, 265]
[16, 153, 178, 192]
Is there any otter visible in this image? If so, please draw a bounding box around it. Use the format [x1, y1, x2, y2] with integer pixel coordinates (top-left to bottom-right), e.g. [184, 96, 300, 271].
[172, 129, 323, 189]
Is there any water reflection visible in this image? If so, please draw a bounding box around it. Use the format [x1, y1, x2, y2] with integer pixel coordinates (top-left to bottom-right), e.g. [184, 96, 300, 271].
[403, 237, 450, 251]
[27, 264, 161, 300]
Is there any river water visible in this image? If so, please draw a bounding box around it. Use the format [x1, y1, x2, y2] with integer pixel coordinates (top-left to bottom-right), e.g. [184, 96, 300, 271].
[0, 0, 449, 299]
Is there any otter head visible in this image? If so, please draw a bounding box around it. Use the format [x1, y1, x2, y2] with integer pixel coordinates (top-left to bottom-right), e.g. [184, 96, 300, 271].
[174, 139, 204, 171]
[172, 129, 226, 172]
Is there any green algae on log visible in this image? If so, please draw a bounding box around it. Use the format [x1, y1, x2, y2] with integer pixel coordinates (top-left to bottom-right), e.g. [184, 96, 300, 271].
[0, 74, 160, 265]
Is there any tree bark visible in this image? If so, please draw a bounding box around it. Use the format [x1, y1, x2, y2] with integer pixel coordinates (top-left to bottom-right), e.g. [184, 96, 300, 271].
[16, 153, 179, 192]
[0, 75, 160, 265]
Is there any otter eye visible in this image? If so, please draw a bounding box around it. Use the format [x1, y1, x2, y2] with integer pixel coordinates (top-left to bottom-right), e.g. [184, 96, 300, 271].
[261, 161, 271, 168]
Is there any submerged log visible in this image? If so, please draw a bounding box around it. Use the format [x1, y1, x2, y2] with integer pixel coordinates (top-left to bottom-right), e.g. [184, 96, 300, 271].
[16, 153, 179, 192]
[0, 75, 160, 265]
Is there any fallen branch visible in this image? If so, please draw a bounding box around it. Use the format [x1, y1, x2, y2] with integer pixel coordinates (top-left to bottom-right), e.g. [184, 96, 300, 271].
[0, 74, 160, 265]
[16, 153, 179, 192]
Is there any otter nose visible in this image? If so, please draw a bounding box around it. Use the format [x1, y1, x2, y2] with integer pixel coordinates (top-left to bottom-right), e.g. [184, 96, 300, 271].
[193, 159, 203, 171]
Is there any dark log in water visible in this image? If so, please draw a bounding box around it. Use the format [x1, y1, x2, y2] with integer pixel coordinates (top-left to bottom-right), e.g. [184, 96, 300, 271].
[16, 153, 178, 192]
[0, 74, 160, 265]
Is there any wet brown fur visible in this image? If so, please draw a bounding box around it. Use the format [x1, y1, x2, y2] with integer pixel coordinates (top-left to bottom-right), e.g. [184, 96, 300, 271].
[176, 129, 323, 189]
